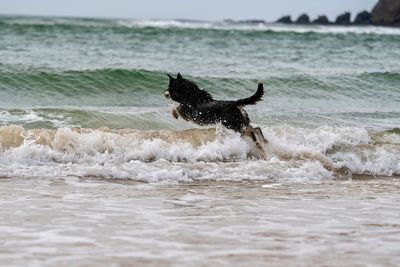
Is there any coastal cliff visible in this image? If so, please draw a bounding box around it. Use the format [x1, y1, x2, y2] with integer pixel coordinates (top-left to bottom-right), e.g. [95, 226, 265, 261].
[276, 0, 400, 27]
[371, 0, 400, 26]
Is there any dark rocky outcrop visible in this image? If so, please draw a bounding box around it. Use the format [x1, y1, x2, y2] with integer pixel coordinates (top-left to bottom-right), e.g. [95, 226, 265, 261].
[353, 11, 372, 24]
[296, 14, 310, 24]
[273, 0, 400, 27]
[312, 15, 330, 25]
[276, 16, 292, 24]
[335, 12, 351, 25]
[371, 0, 400, 25]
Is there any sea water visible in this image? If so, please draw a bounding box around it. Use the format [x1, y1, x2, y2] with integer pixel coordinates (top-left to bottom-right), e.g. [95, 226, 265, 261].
[0, 15, 399, 266]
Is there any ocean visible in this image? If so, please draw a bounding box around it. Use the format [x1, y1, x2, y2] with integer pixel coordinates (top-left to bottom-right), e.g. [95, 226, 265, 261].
[0, 15, 399, 266]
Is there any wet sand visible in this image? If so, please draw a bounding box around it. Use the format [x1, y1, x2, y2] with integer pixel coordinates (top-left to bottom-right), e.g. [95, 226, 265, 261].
[1, 176, 399, 267]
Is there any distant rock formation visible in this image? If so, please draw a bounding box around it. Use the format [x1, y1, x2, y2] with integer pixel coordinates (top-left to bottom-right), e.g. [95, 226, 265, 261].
[276, 16, 292, 24]
[273, 0, 400, 27]
[312, 16, 330, 25]
[296, 14, 310, 24]
[335, 12, 351, 25]
[371, 0, 400, 26]
[354, 11, 372, 24]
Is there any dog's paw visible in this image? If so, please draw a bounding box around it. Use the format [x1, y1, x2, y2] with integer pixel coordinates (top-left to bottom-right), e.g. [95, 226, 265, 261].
[172, 109, 179, 119]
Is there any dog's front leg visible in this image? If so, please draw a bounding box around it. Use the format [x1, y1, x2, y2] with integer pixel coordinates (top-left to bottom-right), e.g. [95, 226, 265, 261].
[171, 107, 179, 119]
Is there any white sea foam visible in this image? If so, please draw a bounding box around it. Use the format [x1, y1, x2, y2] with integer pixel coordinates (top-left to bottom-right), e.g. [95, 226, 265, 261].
[0, 110, 43, 125]
[0, 125, 398, 182]
[265, 24, 400, 35]
[118, 19, 400, 35]
[118, 19, 216, 30]
[0, 109, 69, 128]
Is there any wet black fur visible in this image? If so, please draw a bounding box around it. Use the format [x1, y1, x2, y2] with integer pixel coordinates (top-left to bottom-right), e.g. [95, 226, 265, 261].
[164, 73, 264, 132]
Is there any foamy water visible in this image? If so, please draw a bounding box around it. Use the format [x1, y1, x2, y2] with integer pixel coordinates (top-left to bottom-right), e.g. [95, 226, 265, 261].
[118, 19, 400, 35]
[1, 177, 399, 266]
[0, 125, 399, 182]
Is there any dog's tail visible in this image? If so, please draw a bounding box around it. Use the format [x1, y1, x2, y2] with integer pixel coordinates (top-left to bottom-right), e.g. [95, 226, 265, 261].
[235, 82, 264, 106]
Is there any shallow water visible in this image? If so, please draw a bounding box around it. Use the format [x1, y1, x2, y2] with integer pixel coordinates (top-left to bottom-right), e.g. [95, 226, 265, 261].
[1, 177, 399, 267]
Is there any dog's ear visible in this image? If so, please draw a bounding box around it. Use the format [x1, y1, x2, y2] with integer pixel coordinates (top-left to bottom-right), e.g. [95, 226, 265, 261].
[167, 74, 174, 80]
[177, 73, 183, 80]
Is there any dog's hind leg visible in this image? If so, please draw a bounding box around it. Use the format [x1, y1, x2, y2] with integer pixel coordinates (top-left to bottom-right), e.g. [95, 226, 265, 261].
[242, 127, 268, 159]
[252, 127, 268, 144]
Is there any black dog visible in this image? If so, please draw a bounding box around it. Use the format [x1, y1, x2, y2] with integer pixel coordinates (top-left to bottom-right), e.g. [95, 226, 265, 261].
[163, 73, 267, 157]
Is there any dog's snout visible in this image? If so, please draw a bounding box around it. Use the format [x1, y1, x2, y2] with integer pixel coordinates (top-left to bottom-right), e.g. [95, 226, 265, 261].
[163, 90, 171, 99]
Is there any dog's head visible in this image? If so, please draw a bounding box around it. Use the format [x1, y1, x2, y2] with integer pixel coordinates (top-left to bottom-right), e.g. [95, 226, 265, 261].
[163, 73, 213, 105]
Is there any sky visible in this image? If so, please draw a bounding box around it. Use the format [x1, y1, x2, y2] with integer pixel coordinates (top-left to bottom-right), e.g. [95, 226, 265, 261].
[0, 0, 378, 21]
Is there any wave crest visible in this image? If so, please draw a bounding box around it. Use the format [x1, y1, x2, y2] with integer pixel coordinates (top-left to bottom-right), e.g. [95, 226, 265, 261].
[0, 125, 399, 182]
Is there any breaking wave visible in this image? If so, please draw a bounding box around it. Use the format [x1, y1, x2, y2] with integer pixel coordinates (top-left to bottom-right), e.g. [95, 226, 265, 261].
[0, 125, 398, 182]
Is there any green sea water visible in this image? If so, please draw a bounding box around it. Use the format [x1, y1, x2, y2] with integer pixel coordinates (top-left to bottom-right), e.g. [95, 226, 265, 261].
[0, 15, 399, 130]
[0, 15, 399, 179]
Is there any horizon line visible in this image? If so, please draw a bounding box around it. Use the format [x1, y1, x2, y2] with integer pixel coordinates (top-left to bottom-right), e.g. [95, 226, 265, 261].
[0, 10, 372, 23]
